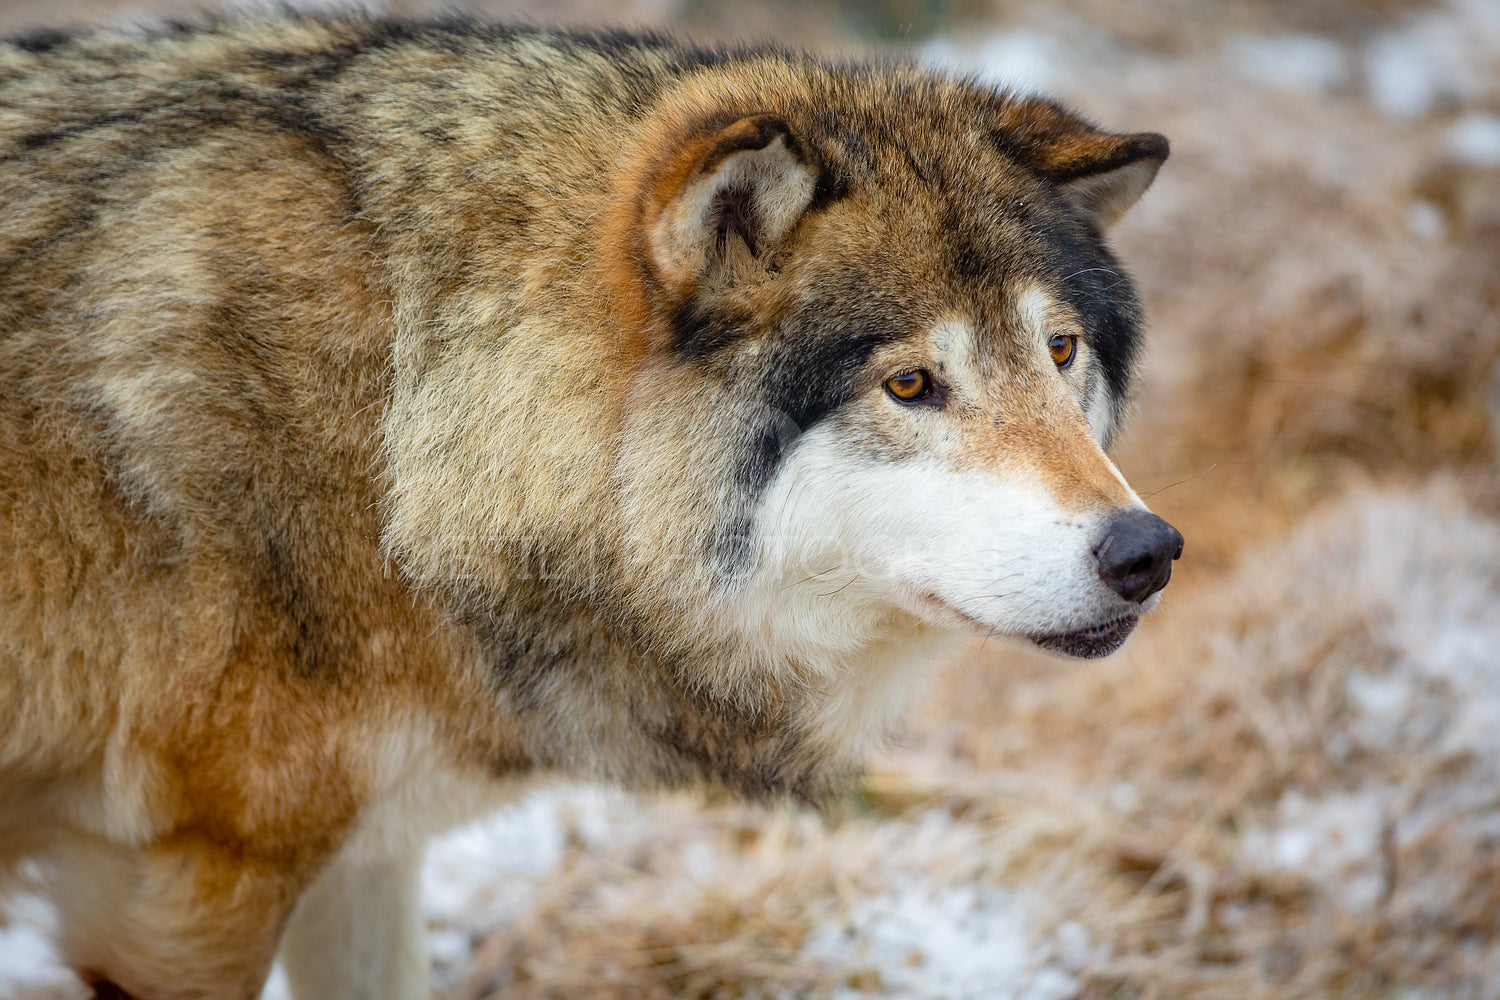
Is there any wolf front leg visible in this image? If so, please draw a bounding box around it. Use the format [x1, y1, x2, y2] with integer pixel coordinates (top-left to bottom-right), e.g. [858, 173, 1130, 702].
[50, 834, 298, 1000]
[277, 847, 430, 1000]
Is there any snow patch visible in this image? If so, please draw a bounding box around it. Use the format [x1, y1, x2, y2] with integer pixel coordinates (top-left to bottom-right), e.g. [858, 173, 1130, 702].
[1405, 200, 1447, 242]
[1362, 0, 1500, 119]
[1227, 34, 1350, 96]
[1240, 790, 1390, 911]
[921, 30, 1061, 95]
[0, 893, 84, 1000]
[1236, 490, 1500, 763]
[1444, 113, 1500, 167]
[1231, 490, 1500, 914]
[1365, 31, 1445, 119]
[805, 881, 1074, 1000]
[419, 784, 635, 985]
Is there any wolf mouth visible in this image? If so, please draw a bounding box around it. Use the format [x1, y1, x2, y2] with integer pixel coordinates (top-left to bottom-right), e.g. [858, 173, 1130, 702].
[1032, 615, 1140, 658]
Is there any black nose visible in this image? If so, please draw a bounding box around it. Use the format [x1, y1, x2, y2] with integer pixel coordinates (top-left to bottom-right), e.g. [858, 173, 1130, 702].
[1093, 509, 1184, 604]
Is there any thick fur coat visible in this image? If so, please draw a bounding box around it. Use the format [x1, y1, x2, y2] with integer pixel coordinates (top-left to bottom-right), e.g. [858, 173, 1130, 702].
[0, 16, 1177, 998]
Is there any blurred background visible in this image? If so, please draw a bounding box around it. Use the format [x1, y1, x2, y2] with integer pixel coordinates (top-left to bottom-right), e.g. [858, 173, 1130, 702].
[2, 0, 1499, 997]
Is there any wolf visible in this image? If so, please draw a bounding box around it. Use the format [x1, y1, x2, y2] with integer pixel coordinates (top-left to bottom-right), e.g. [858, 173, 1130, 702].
[0, 13, 1181, 998]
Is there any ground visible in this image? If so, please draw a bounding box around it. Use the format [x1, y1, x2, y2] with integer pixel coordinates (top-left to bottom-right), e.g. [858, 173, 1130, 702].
[2, 0, 1498, 996]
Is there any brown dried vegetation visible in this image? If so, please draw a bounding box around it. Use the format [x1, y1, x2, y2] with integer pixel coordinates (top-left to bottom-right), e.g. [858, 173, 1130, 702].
[1, 0, 1496, 996]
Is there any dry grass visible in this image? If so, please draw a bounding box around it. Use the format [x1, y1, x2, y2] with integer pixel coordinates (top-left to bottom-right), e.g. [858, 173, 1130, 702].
[2, 0, 1497, 996]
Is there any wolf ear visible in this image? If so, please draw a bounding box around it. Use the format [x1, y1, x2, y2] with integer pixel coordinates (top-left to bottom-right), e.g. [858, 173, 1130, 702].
[998, 101, 1168, 227]
[644, 115, 819, 292]
[1052, 132, 1169, 226]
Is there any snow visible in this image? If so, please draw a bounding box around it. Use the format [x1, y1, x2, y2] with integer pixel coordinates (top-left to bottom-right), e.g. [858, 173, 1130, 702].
[1226, 34, 1350, 96]
[422, 784, 616, 924]
[804, 881, 1074, 1000]
[924, 0, 1500, 126]
[1346, 496, 1500, 762]
[920, 30, 1061, 95]
[1239, 790, 1390, 910]
[418, 784, 638, 987]
[1106, 781, 1141, 817]
[1231, 490, 1500, 913]
[785, 807, 1082, 999]
[0, 891, 84, 1000]
[1052, 920, 1091, 972]
[1362, 0, 1500, 119]
[1405, 200, 1447, 242]
[1364, 31, 1446, 119]
[1444, 113, 1500, 167]
[1231, 490, 1500, 765]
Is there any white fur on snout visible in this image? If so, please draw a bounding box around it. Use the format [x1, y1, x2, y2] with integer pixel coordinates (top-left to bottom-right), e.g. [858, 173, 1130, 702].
[745, 423, 1141, 652]
[1087, 375, 1120, 444]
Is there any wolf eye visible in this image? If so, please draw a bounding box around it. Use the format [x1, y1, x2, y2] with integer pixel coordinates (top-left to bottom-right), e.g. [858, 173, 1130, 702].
[1048, 333, 1078, 369]
[884, 369, 934, 404]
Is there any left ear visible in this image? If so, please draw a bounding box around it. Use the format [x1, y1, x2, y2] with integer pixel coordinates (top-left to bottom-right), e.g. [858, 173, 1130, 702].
[644, 114, 820, 293]
[997, 100, 1169, 227]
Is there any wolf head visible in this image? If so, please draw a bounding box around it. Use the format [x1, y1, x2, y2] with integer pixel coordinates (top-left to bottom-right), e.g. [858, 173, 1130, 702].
[372, 42, 1183, 787]
[604, 61, 1179, 673]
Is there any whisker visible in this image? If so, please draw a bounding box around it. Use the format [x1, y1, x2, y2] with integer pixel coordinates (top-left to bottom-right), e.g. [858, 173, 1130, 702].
[1142, 464, 1217, 500]
[779, 565, 841, 591]
[818, 575, 859, 598]
[1062, 267, 1119, 282]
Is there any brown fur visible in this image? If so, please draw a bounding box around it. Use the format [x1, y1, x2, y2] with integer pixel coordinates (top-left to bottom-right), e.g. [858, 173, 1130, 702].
[1, 15, 1167, 996]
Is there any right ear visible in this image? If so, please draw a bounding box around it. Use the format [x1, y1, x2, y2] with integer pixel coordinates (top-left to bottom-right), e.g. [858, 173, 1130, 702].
[994, 99, 1168, 228]
[639, 115, 820, 295]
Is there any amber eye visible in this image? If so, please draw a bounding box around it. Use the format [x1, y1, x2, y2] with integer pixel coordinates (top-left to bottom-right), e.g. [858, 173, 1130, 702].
[1048, 333, 1078, 369]
[884, 369, 933, 404]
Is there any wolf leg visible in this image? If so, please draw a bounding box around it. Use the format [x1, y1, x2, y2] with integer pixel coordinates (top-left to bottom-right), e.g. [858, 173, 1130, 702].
[50, 834, 294, 1000]
[277, 847, 429, 1000]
